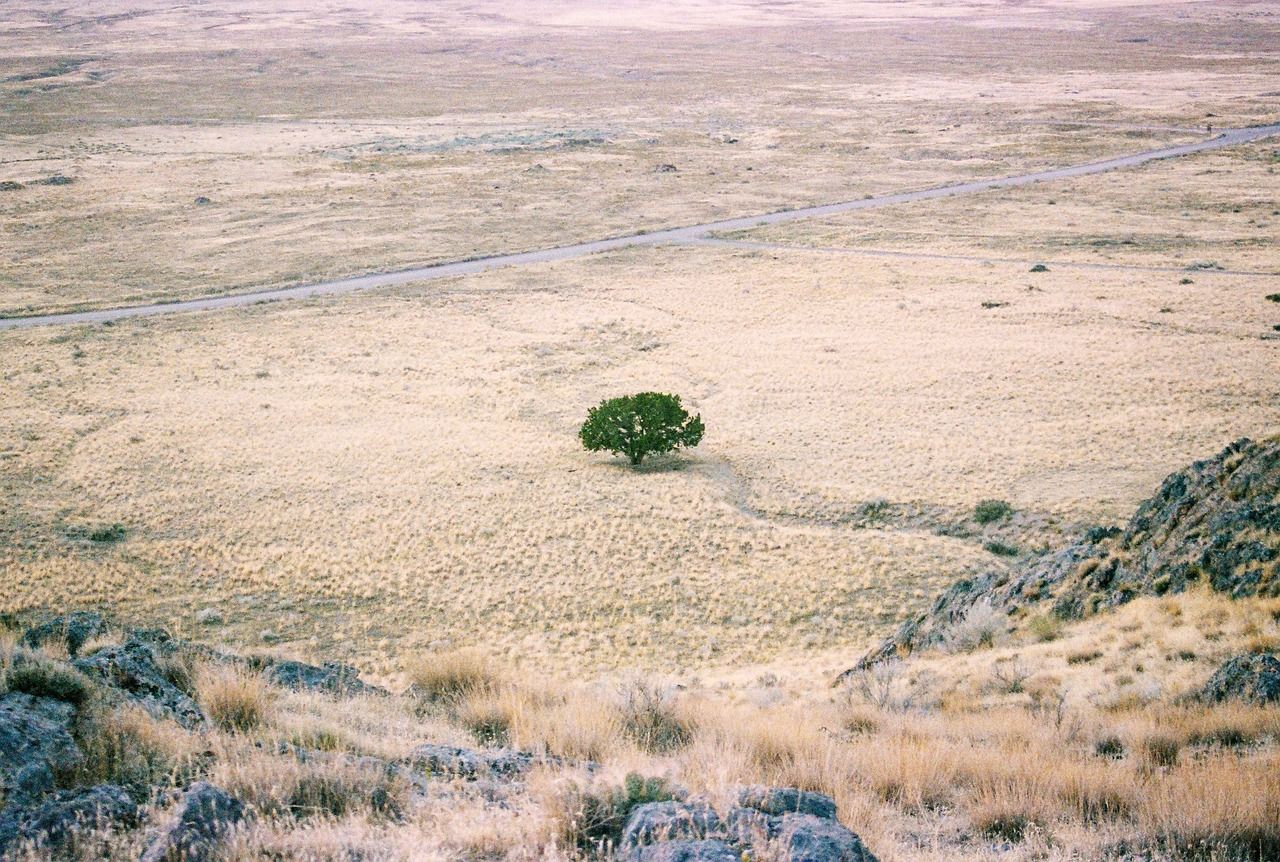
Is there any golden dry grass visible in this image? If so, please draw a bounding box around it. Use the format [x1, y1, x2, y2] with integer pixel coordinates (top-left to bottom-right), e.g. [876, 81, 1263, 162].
[2, 233, 1275, 672]
[2, 0, 1276, 315]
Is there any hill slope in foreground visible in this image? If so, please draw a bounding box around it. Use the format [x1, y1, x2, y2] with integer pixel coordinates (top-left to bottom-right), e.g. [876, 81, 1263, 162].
[0, 438, 1277, 861]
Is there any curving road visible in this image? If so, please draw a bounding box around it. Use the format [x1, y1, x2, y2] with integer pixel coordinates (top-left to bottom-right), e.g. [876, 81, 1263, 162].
[3, 122, 1277, 331]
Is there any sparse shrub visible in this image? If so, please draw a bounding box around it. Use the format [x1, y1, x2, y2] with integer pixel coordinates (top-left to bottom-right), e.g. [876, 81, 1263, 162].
[945, 602, 1004, 653]
[975, 809, 1034, 842]
[454, 691, 513, 747]
[974, 499, 1013, 524]
[88, 523, 127, 543]
[404, 649, 500, 705]
[579, 392, 704, 466]
[990, 659, 1032, 694]
[1094, 735, 1125, 759]
[617, 679, 694, 753]
[229, 756, 407, 822]
[73, 705, 203, 796]
[844, 658, 908, 710]
[556, 772, 678, 851]
[1026, 613, 1065, 643]
[196, 664, 272, 732]
[5, 652, 93, 705]
[984, 540, 1020, 557]
[1143, 735, 1181, 768]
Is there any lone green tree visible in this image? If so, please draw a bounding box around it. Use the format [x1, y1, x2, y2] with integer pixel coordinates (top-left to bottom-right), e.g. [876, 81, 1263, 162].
[579, 392, 704, 466]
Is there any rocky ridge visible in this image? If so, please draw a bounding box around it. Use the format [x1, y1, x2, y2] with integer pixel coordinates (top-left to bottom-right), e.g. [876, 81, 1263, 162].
[843, 436, 1279, 678]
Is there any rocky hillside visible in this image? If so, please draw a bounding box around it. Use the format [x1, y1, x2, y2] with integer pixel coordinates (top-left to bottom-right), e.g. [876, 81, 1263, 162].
[1, 613, 879, 861]
[845, 435, 1279, 676]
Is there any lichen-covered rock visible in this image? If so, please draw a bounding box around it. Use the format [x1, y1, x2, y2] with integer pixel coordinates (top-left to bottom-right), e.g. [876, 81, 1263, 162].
[738, 786, 837, 820]
[776, 813, 879, 862]
[72, 637, 204, 728]
[21, 612, 110, 657]
[1198, 653, 1280, 704]
[140, 781, 247, 862]
[0, 784, 137, 855]
[263, 658, 387, 697]
[843, 437, 1279, 676]
[403, 743, 536, 778]
[0, 692, 81, 803]
[632, 839, 739, 862]
[621, 801, 720, 848]
[720, 806, 778, 844]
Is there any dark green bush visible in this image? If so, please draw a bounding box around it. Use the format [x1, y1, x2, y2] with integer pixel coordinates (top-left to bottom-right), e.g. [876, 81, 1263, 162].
[974, 499, 1014, 524]
[88, 523, 127, 543]
[564, 772, 678, 851]
[580, 393, 704, 466]
[984, 540, 1020, 557]
[6, 654, 94, 705]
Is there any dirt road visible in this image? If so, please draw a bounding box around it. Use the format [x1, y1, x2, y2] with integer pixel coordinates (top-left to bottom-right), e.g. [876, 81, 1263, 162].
[3, 123, 1277, 331]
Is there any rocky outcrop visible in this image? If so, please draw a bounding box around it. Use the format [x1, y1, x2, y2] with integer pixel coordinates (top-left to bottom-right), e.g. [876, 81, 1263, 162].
[622, 801, 721, 848]
[620, 788, 877, 862]
[140, 782, 247, 862]
[1198, 653, 1280, 705]
[260, 658, 387, 697]
[0, 692, 81, 801]
[842, 437, 1279, 676]
[72, 637, 204, 729]
[633, 840, 739, 862]
[21, 612, 110, 657]
[777, 814, 878, 862]
[0, 784, 137, 855]
[403, 743, 544, 779]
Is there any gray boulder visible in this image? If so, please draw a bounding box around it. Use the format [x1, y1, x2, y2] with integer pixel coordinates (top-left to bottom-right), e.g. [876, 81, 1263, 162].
[622, 801, 720, 848]
[404, 743, 536, 779]
[140, 782, 247, 862]
[738, 786, 837, 820]
[72, 637, 204, 728]
[22, 612, 110, 657]
[720, 805, 778, 844]
[0, 784, 137, 855]
[633, 839, 739, 862]
[773, 814, 875, 860]
[0, 692, 81, 802]
[777, 813, 878, 862]
[262, 658, 386, 697]
[1198, 653, 1280, 704]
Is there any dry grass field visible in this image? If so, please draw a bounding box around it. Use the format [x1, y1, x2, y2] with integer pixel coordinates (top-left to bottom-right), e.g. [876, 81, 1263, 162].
[2, 0, 1279, 675]
[1, 2, 1279, 858]
[2, 0, 1277, 315]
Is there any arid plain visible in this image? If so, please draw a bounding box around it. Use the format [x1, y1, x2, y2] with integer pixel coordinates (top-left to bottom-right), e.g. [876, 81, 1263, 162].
[3, 0, 1278, 676]
[3, 2, 1280, 861]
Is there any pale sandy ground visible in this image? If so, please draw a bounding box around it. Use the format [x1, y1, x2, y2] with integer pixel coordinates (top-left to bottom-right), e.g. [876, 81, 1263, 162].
[1, 0, 1278, 677]
[725, 145, 1280, 271]
[3, 0, 1277, 315]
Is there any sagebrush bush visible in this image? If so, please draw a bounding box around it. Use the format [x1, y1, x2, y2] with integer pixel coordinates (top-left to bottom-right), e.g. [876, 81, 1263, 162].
[4, 652, 93, 705]
[973, 499, 1014, 524]
[617, 680, 694, 753]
